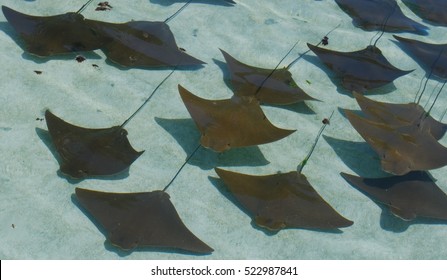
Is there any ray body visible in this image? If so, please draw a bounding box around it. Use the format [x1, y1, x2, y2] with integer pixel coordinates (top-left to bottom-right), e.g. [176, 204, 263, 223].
[85, 20, 204, 67]
[178, 85, 295, 152]
[334, 0, 428, 34]
[220, 49, 315, 105]
[215, 168, 353, 231]
[393, 35, 447, 80]
[353, 93, 447, 140]
[402, 0, 447, 26]
[45, 110, 143, 179]
[308, 43, 412, 93]
[2, 5, 203, 67]
[75, 188, 213, 253]
[341, 172, 447, 221]
[344, 109, 447, 175]
[2, 6, 108, 56]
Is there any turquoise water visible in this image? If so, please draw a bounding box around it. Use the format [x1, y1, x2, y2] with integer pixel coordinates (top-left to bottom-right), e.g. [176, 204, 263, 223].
[0, 0, 446, 259]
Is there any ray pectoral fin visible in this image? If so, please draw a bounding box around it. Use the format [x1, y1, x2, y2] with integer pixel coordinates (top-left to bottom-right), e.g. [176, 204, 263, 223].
[75, 188, 213, 254]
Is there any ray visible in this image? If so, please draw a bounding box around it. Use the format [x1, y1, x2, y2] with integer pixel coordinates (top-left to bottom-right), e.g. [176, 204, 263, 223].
[393, 35, 447, 80]
[353, 92, 447, 140]
[214, 114, 353, 232]
[307, 43, 413, 93]
[44, 69, 175, 179]
[45, 110, 143, 179]
[84, 19, 204, 67]
[334, 0, 428, 34]
[1, 5, 108, 56]
[402, 0, 447, 27]
[2, 5, 204, 68]
[75, 188, 213, 253]
[220, 49, 316, 105]
[215, 168, 353, 231]
[344, 109, 447, 175]
[178, 85, 295, 152]
[341, 172, 447, 221]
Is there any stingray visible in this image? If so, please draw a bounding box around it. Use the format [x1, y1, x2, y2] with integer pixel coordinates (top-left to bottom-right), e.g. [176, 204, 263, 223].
[220, 49, 315, 105]
[215, 114, 353, 231]
[402, 0, 447, 26]
[75, 188, 213, 253]
[353, 92, 447, 140]
[43, 69, 175, 179]
[307, 43, 413, 93]
[393, 35, 447, 80]
[178, 85, 295, 152]
[2, 5, 204, 67]
[344, 108, 447, 175]
[341, 171, 447, 221]
[334, 0, 428, 34]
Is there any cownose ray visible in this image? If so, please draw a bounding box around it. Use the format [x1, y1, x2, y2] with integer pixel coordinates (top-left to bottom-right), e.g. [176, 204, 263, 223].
[178, 85, 295, 152]
[353, 92, 447, 140]
[75, 188, 213, 253]
[341, 171, 447, 221]
[334, 0, 428, 34]
[1, 5, 109, 56]
[307, 43, 413, 93]
[215, 169, 354, 231]
[402, 0, 447, 26]
[220, 49, 316, 105]
[215, 114, 353, 232]
[2, 5, 204, 67]
[43, 69, 175, 179]
[344, 108, 447, 175]
[45, 110, 143, 179]
[219, 26, 343, 105]
[393, 35, 447, 80]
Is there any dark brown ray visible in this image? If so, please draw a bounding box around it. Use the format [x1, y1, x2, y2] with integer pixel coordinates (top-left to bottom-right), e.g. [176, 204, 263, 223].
[344, 109, 447, 175]
[393, 35, 447, 80]
[220, 49, 315, 105]
[75, 188, 213, 253]
[2, 5, 109, 56]
[353, 92, 447, 140]
[178, 85, 295, 152]
[334, 0, 428, 34]
[2, 5, 204, 67]
[45, 110, 143, 179]
[307, 43, 413, 93]
[341, 172, 447, 221]
[85, 19, 204, 67]
[215, 168, 353, 231]
[402, 0, 447, 27]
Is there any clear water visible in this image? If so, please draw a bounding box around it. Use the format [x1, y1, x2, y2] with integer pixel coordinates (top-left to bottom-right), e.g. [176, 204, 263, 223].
[0, 0, 446, 259]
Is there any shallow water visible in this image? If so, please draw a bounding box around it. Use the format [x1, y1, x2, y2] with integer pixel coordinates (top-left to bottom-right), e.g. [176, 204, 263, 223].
[0, 0, 446, 259]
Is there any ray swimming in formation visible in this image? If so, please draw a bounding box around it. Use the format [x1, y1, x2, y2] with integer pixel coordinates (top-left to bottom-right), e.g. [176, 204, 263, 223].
[75, 188, 213, 253]
[43, 69, 176, 179]
[344, 93, 447, 175]
[2, 5, 204, 67]
[341, 171, 447, 221]
[220, 49, 315, 105]
[402, 0, 447, 27]
[215, 114, 353, 232]
[393, 35, 447, 80]
[307, 43, 412, 93]
[334, 0, 428, 34]
[178, 85, 295, 152]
